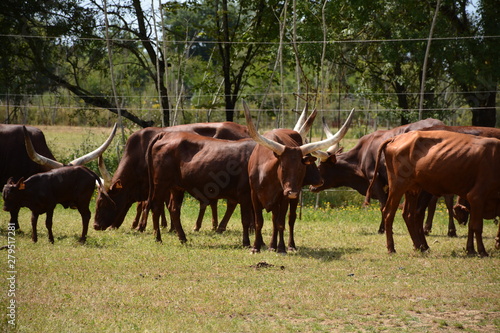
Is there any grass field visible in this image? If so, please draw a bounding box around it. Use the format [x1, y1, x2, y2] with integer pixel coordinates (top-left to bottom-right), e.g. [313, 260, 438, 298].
[1, 125, 499, 332]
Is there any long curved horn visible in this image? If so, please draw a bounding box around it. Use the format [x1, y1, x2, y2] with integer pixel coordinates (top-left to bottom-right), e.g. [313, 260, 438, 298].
[98, 155, 113, 190]
[321, 117, 342, 154]
[300, 108, 355, 156]
[243, 100, 285, 156]
[297, 109, 317, 140]
[23, 126, 64, 169]
[292, 104, 308, 132]
[68, 123, 117, 166]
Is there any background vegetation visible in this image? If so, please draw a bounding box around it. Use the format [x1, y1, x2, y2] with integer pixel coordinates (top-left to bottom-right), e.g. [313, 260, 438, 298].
[1, 0, 499, 130]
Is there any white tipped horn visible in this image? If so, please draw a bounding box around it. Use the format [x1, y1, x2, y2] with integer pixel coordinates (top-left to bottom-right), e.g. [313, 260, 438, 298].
[293, 104, 309, 132]
[23, 126, 64, 169]
[243, 100, 285, 156]
[98, 155, 113, 190]
[300, 108, 355, 156]
[68, 123, 118, 166]
[297, 109, 318, 141]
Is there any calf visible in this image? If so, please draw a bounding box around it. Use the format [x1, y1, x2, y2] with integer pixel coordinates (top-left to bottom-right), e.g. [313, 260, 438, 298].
[2, 166, 101, 244]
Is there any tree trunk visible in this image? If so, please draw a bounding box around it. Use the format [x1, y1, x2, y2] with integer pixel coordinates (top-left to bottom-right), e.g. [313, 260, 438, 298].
[469, 90, 497, 127]
[393, 62, 411, 125]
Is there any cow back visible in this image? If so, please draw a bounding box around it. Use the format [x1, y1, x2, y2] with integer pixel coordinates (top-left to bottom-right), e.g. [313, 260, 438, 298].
[0, 124, 56, 186]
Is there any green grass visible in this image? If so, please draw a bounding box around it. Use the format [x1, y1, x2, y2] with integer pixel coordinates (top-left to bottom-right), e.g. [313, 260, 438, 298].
[1, 198, 499, 333]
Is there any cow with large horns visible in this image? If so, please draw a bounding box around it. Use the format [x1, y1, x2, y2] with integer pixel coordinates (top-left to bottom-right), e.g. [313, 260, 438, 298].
[366, 130, 500, 256]
[0, 124, 116, 230]
[144, 104, 319, 246]
[243, 101, 355, 253]
[93, 122, 251, 233]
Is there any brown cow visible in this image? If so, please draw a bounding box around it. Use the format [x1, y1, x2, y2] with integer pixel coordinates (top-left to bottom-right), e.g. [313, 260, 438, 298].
[2, 166, 102, 243]
[94, 122, 250, 232]
[243, 101, 355, 253]
[367, 130, 500, 256]
[146, 132, 258, 246]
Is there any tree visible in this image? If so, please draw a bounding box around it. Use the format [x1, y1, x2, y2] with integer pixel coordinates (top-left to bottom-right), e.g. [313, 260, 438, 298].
[441, 0, 499, 126]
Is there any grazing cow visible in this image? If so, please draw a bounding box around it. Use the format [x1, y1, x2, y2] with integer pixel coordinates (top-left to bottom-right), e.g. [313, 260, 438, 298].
[416, 125, 500, 235]
[2, 166, 102, 243]
[94, 122, 250, 232]
[367, 130, 500, 256]
[146, 132, 258, 246]
[0, 124, 116, 230]
[243, 101, 355, 253]
[309, 118, 454, 234]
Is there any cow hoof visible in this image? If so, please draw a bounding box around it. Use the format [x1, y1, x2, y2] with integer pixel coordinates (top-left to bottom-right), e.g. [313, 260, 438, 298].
[495, 239, 500, 250]
[423, 229, 430, 236]
[447, 230, 457, 237]
[251, 248, 260, 254]
[479, 251, 489, 257]
[78, 238, 86, 244]
[215, 228, 226, 234]
[378, 228, 385, 234]
[288, 247, 297, 252]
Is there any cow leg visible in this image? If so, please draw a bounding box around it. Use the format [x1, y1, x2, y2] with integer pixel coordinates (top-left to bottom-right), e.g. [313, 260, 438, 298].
[131, 201, 144, 230]
[10, 208, 21, 231]
[287, 198, 299, 251]
[377, 202, 385, 234]
[468, 207, 487, 257]
[150, 198, 164, 244]
[78, 206, 91, 244]
[423, 195, 438, 235]
[216, 200, 238, 233]
[31, 213, 39, 243]
[193, 202, 208, 231]
[271, 198, 289, 254]
[45, 210, 54, 244]
[209, 201, 219, 231]
[401, 193, 427, 251]
[382, 191, 405, 253]
[137, 202, 149, 232]
[251, 197, 265, 253]
[239, 203, 252, 248]
[443, 195, 457, 237]
[160, 200, 168, 229]
[168, 190, 187, 243]
[412, 192, 431, 251]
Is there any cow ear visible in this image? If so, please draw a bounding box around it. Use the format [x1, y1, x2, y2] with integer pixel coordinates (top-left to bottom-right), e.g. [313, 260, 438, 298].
[16, 178, 26, 190]
[328, 153, 337, 164]
[6, 177, 14, 185]
[111, 180, 123, 190]
[302, 155, 317, 165]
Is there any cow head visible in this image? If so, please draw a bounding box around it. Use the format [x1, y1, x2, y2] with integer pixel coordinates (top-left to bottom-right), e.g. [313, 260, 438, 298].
[243, 100, 355, 199]
[2, 178, 25, 212]
[93, 156, 129, 230]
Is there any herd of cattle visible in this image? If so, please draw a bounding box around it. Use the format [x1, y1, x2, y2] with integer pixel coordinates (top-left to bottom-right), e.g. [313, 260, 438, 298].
[2, 102, 500, 257]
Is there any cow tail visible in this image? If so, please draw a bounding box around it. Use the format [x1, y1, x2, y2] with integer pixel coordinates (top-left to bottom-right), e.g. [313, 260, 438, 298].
[146, 133, 163, 209]
[363, 138, 392, 206]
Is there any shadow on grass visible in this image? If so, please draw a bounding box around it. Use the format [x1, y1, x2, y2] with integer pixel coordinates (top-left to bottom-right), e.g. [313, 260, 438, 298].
[295, 246, 364, 261]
